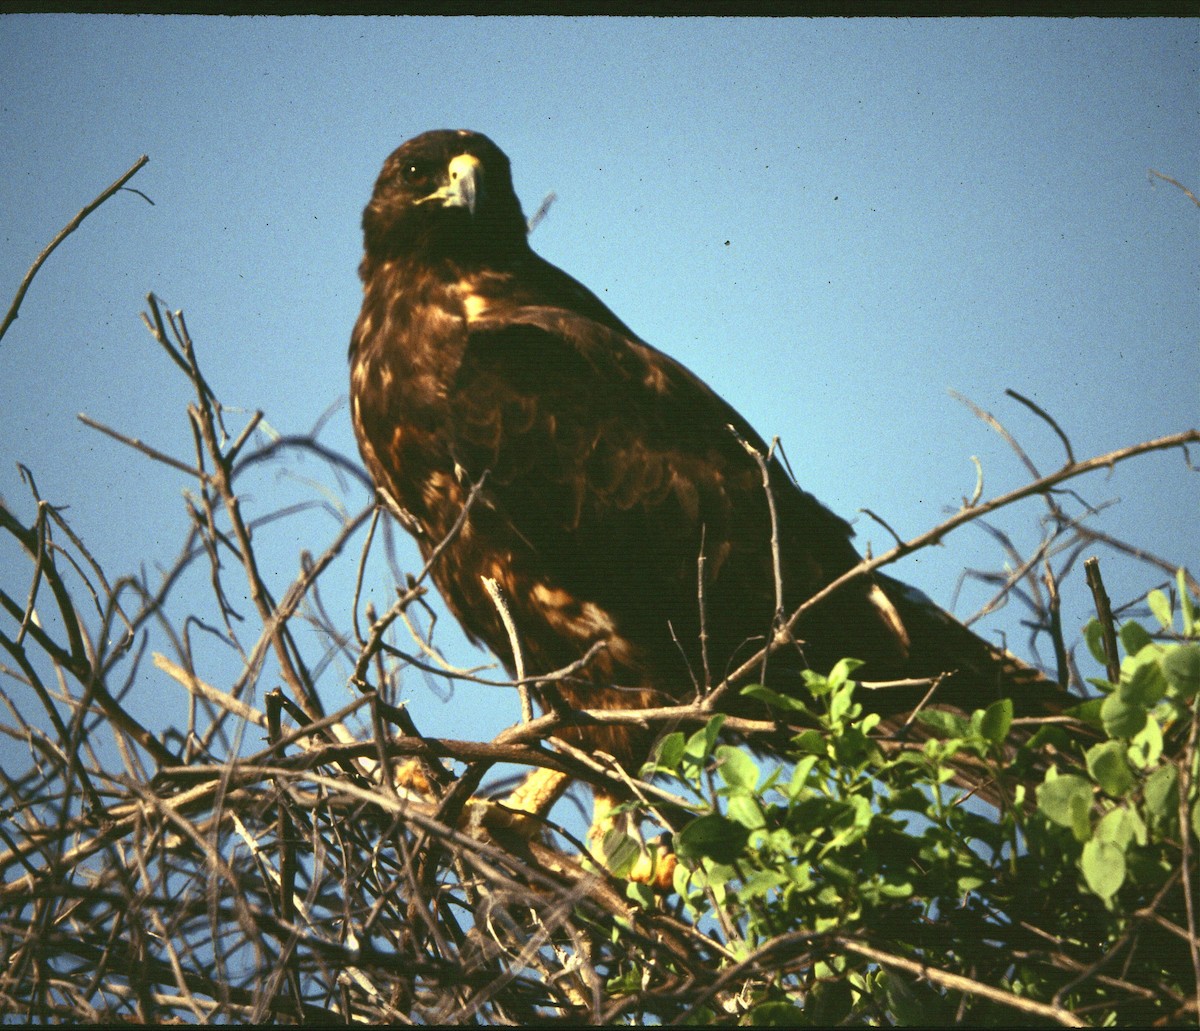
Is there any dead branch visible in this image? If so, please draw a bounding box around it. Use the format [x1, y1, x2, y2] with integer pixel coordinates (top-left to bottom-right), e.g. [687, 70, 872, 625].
[0, 155, 150, 344]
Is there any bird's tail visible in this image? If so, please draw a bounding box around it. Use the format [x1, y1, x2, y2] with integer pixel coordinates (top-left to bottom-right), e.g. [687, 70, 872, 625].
[864, 572, 1079, 721]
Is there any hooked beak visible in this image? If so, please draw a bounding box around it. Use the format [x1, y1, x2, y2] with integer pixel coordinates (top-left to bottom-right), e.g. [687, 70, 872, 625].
[440, 153, 482, 215]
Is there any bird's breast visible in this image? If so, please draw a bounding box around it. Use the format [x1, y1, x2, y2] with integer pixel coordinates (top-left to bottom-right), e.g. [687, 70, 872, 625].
[349, 272, 478, 538]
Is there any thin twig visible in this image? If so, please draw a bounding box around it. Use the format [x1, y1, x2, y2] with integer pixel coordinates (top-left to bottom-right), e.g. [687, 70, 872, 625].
[1084, 556, 1121, 684]
[837, 937, 1081, 1026]
[951, 389, 1042, 483]
[77, 414, 208, 481]
[1043, 561, 1069, 688]
[1005, 388, 1076, 466]
[730, 427, 785, 680]
[1149, 169, 1200, 209]
[152, 652, 265, 727]
[0, 155, 150, 343]
[482, 576, 531, 723]
[527, 191, 557, 233]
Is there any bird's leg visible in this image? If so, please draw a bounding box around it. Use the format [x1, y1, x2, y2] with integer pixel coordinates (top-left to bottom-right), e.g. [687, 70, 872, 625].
[383, 757, 570, 840]
[387, 733, 676, 888]
[477, 765, 573, 837]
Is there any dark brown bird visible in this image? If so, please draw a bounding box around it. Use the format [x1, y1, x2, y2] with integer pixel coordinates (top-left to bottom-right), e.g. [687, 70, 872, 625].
[349, 129, 1072, 832]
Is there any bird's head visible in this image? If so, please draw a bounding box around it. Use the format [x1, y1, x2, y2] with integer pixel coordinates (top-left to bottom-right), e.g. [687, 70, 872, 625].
[362, 129, 529, 269]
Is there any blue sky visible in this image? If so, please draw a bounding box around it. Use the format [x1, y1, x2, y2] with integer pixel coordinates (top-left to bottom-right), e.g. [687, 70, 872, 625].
[1, 17, 1197, 762]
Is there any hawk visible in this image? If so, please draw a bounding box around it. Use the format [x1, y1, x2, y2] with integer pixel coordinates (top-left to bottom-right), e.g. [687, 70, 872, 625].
[349, 129, 1071, 840]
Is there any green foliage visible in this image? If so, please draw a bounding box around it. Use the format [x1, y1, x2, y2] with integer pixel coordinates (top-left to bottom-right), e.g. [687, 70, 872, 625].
[607, 574, 1200, 1025]
[1058, 571, 1200, 909]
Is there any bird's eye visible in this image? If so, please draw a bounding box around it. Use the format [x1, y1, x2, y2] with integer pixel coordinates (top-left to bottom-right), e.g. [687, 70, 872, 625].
[400, 161, 435, 189]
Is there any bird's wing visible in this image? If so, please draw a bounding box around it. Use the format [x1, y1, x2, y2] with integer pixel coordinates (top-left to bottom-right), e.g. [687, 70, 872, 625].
[444, 304, 870, 667]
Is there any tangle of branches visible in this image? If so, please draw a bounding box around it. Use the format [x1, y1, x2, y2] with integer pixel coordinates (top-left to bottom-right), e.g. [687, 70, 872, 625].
[2, 158, 1198, 1025]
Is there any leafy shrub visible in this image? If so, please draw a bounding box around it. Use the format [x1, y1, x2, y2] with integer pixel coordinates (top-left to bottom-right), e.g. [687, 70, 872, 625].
[596, 573, 1200, 1024]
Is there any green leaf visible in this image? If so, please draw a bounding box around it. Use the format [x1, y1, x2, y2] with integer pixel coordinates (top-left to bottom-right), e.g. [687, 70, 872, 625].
[1083, 619, 1109, 667]
[1100, 693, 1147, 739]
[715, 745, 758, 790]
[599, 830, 641, 878]
[683, 714, 726, 765]
[1095, 806, 1147, 849]
[827, 656, 865, 688]
[1143, 764, 1179, 825]
[1128, 717, 1163, 769]
[605, 968, 642, 994]
[915, 709, 968, 738]
[802, 668, 835, 698]
[803, 979, 854, 1027]
[727, 792, 766, 831]
[821, 795, 874, 853]
[791, 729, 826, 756]
[1148, 589, 1174, 631]
[787, 755, 819, 798]
[674, 814, 750, 864]
[828, 681, 858, 724]
[1120, 620, 1155, 657]
[957, 873, 986, 895]
[1179, 570, 1196, 636]
[1086, 740, 1136, 799]
[1082, 838, 1126, 901]
[832, 725, 875, 765]
[1164, 645, 1200, 699]
[654, 731, 686, 771]
[888, 786, 932, 813]
[1065, 698, 1106, 728]
[1119, 655, 1167, 707]
[740, 682, 811, 714]
[1193, 798, 1200, 843]
[1037, 774, 1093, 840]
[882, 970, 949, 1025]
[741, 868, 788, 899]
[980, 697, 1013, 745]
[878, 877, 916, 899]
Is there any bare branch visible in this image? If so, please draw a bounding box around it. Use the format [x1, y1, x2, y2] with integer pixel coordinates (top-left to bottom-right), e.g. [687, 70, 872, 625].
[1084, 556, 1121, 684]
[483, 576, 531, 723]
[77, 413, 208, 480]
[1149, 168, 1200, 209]
[0, 155, 150, 343]
[837, 937, 1081, 1026]
[1005, 388, 1076, 466]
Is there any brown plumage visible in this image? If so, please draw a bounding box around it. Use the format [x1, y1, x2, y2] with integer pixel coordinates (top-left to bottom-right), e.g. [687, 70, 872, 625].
[349, 129, 1072, 783]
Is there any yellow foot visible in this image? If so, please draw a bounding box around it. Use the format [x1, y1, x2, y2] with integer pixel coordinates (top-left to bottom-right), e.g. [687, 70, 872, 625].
[467, 765, 573, 839]
[628, 839, 678, 892]
[394, 760, 676, 890]
[588, 794, 677, 891]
